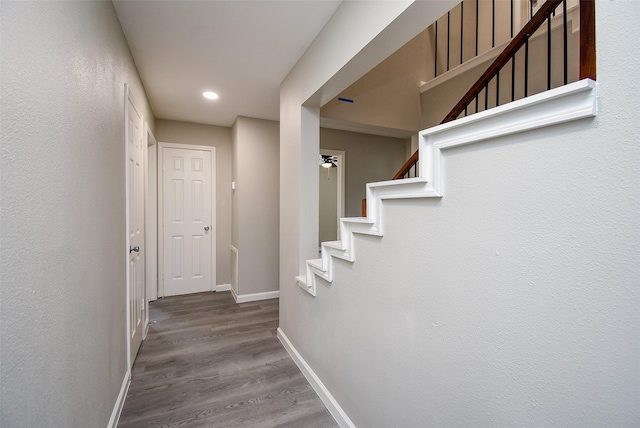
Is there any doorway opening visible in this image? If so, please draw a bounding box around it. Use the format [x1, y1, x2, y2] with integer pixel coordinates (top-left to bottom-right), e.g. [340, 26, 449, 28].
[319, 149, 345, 246]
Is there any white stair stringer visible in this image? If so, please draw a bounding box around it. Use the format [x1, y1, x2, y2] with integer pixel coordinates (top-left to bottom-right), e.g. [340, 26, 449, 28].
[297, 176, 438, 296]
[297, 79, 597, 296]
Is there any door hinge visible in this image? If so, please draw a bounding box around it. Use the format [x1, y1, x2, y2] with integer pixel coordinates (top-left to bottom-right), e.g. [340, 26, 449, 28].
[141, 300, 145, 310]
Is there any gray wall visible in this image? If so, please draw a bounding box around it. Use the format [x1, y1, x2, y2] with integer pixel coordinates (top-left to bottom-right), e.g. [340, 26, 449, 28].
[320, 128, 408, 217]
[232, 117, 279, 295]
[319, 165, 339, 242]
[281, 0, 640, 426]
[155, 120, 233, 286]
[1, 1, 154, 426]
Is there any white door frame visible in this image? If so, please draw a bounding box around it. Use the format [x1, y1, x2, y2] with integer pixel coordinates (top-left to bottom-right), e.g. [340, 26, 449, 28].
[144, 123, 158, 333]
[124, 84, 146, 370]
[157, 142, 216, 298]
[320, 149, 345, 240]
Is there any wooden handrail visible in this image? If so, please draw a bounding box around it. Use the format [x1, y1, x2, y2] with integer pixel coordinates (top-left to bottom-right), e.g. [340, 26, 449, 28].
[392, 150, 419, 180]
[392, 0, 595, 181]
[579, 0, 596, 80]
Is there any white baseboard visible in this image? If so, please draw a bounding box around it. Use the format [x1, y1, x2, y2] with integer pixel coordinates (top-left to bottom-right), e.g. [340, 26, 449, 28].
[216, 283, 231, 292]
[231, 289, 279, 303]
[277, 328, 355, 428]
[107, 370, 130, 428]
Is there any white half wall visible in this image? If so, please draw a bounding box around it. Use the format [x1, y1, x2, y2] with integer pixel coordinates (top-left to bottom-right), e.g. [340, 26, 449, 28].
[279, 0, 640, 426]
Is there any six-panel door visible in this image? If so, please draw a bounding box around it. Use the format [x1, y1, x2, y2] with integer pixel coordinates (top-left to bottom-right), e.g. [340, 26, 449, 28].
[127, 95, 145, 366]
[162, 147, 213, 296]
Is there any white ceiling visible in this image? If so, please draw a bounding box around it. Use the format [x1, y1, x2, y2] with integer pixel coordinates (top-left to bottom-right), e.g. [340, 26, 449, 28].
[113, 0, 342, 127]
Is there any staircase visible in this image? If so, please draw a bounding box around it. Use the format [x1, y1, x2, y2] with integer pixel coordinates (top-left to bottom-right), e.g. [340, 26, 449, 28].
[297, 0, 596, 296]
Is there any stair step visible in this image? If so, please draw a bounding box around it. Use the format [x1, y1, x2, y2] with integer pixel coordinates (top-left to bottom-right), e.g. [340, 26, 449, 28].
[307, 259, 323, 270]
[322, 241, 345, 251]
[343, 217, 371, 223]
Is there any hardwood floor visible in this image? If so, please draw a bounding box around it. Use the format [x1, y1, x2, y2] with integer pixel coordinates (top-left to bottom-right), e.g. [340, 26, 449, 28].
[118, 292, 337, 428]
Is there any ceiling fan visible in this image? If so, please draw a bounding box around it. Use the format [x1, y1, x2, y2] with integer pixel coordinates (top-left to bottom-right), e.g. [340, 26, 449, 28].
[319, 154, 338, 168]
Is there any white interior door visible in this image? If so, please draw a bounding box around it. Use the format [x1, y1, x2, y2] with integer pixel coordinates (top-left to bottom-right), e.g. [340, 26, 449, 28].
[162, 146, 214, 296]
[126, 89, 145, 367]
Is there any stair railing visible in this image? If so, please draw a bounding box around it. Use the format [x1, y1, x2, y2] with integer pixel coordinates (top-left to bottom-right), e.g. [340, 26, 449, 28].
[392, 0, 595, 181]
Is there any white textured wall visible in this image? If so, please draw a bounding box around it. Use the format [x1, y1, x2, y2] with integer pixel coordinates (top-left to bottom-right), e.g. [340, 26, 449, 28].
[281, 0, 640, 426]
[0, 1, 153, 426]
[232, 117, 280, 295]
[280, 0, 456, 338]
[155, 120, 233, 286]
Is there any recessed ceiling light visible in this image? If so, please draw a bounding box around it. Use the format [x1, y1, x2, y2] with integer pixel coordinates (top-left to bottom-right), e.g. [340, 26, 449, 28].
[203, 91, 219, 100]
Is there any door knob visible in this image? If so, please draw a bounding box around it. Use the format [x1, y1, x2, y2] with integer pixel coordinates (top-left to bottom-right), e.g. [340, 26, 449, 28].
[204, 226, 210, 232]
[129, 246, 140, 253]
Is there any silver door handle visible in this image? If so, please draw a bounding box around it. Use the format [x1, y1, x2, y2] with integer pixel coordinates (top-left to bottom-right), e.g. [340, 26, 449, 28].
[129, 246, 140, 253]
[204, 226, 210, 232]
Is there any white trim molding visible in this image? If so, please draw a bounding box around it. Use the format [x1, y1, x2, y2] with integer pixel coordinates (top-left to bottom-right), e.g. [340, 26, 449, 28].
[231, 289, 279, 304]
[277, 328, 356, 428]
[216, 283, 231, 292]
[230, 245, 239, 295]
[297, 79, 597, 296]
[107, 371, 130, 428]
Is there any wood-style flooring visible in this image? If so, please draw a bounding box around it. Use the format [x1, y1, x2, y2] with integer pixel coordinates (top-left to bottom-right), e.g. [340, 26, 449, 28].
[118, 292, 337, 428]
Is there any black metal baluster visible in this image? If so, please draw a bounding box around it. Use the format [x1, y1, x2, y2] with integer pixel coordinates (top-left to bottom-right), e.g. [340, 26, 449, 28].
[447, 11, 451, 71]
[485, 83, 489, 111]
[475, 0, 479, 56]
[492, 0, 496, 48]
[460, 1, 464, 65]
[511, 54, 516, 101]
[511, 0, 514, 38]
[524, 39, 529, 97]
[563, 0, 568, 84]
[530, 0, 533, 19]
[496, 69, 500, 107]
[547, 13, 552, 90]
[435, 20, 438, 77]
